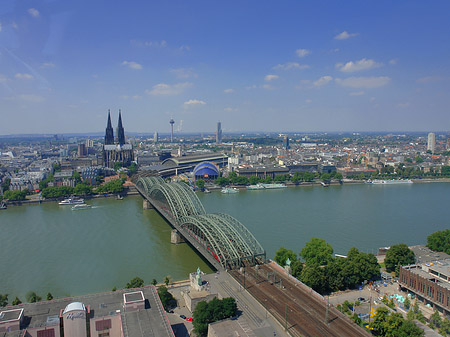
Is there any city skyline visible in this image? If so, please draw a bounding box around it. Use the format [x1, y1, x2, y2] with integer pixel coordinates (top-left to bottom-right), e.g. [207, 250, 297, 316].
[0, 1, 449, 134]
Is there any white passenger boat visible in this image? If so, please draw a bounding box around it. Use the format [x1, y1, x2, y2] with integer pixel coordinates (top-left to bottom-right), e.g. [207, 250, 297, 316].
[246, 184, 265, 190]
[59, 198, 84, 205]
[260, 183, 287, 189]
[221, 187, 239, 194]
[71, 204, 92, 210]
[366, 179, 413, 185]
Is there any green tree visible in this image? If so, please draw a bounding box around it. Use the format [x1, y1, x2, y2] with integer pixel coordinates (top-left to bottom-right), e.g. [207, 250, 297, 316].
[415, 156, 424, 163]
[403, 296, 411, 310]
[11, 297, 21, 306]
[300, 237, 333, 266]
[439, 317, 450, 336]
[0, 294, 8, 307]
[26, 291, 42, 303]
[248, 176, 261, 185]
[164, 276, 170, 286]
[114, 162, 122, 171]
[430, 310, 442, 329]
[385, 244, 415, 276]
[215, 177, 229, 187]
[74, 183, 93, 196]
[370, 306, 390, 336]
[126, 277, 144, 288]
[112, 286, 117, 292]
[291, 260, 303, 279]
[274, 247, 297, 266]
[127, 162, 138, 176]
[46, 292, 53, 301]
[157, 286, 175, 311]
[196, 179, 205, 190]
[193, 297, 237, 337]
[1, 178, 11, 191]
[427, 229, 450, 255]
[151, 279, 157, 286]
[300, 264, 328, 294]
[4, 190, 27, 201]
[72, 171, 82, 185]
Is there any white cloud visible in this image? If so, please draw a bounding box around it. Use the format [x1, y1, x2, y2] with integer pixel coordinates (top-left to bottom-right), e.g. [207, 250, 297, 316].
[416, 76, 443, 84]
[15, 73, 34, 80]
[179, 45, 191, 52]
[265, 74, 279, 82]
[224, 88, 234, 93]
[261, 84, 274, 90]
[296, 49, 311, 58]
[40, 62, 56, 69]
[184, 99, 206, 106]
[336, 58, 382, 72]
[370, 97, 376, 102]
[0, 23, 2, 32]
[120, 95, 142, 100]
[224, 107, 238, 112]
[28, 8, 40, 18]
[397, 102, 410, 108]
[305, 99, 312, 103]
[122, 61, 142, 70]
[273, 62, 309, 71]
[389, 59, 398, 65]
[130, 40, 167, 48]
[313, 75, 333, 87]
[12, 22, 18, 29]
[334, 31, 358, 40]
[170, 68, 197, 79]
[0, 74, 8, 82]
[335, 76, 391, 88]
[349, 91, 365, 96]
[146, 82, 193, 95]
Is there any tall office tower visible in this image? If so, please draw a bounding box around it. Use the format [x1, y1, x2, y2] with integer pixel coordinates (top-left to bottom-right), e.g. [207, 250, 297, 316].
[85, 138, 94, 148]
[284, 136, 290, 150]
[104, 110, 115, 145]
[216, 122, 222, 144]
[427, 132, 436, 154]
[77, 143, 87, 157]
[446, 138, 450, 151]
[170, 119, 175, 142]
[117, 110, 126, 145]
[154, 131, 159, 143]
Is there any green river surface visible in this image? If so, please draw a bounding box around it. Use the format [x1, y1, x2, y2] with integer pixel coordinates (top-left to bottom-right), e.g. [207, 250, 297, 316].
[1, 182, 450, 299]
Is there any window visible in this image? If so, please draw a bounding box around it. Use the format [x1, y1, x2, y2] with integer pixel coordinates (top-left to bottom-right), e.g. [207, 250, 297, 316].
[95, 319, 112, 331]
[99, 333, 110, 337]
[37, 329, 55, 337]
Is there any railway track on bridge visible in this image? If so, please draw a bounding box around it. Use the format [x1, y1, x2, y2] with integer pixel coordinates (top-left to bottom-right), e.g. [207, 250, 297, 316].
[230, 264, 371, 337]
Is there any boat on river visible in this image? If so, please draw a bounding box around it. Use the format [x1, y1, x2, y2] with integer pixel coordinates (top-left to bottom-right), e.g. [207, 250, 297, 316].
[366, 179, 413, 185]
[0, 201, 7, 210]
[260, 183, 287, 189]
[247, 184, 265, 190]
[71, 204, 92, 210]
[221, 187, 239, 194]
[59, 198, 84, 205]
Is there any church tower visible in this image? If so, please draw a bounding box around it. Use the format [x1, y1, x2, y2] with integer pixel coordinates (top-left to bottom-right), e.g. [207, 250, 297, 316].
[117, 109, 126, 145]
[104, 110, 115, 145]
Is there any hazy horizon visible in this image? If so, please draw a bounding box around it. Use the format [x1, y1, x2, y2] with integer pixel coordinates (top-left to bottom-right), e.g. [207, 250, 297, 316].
[0, 1, 449, 134]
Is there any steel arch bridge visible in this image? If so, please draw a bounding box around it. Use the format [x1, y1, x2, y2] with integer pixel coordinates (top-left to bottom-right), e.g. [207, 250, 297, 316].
[136, 176, 266, 269]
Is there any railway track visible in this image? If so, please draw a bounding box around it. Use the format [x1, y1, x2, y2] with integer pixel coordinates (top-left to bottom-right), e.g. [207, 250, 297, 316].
[230, 264, 371, 337]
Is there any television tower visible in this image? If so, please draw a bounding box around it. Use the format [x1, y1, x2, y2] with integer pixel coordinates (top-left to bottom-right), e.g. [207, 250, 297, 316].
[169, 118, 175, 142]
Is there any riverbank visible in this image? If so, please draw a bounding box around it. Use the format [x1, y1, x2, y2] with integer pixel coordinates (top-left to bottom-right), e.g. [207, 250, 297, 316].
[3, 185, 140, 207]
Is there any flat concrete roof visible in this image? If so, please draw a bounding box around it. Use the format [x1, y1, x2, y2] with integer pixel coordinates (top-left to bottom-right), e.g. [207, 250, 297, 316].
[208, 318, 247, 337]
[124, 291, 144, 303]
[0, 308, 23, 323]
[2, 286, 173, 337]
[410, 245, 450, 264]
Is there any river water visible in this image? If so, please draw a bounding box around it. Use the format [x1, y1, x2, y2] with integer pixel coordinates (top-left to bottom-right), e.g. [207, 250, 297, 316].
[1, 182, 450, 299]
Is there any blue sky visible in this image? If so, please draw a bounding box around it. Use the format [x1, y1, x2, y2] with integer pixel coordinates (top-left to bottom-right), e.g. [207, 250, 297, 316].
[0, 0, 449, 134]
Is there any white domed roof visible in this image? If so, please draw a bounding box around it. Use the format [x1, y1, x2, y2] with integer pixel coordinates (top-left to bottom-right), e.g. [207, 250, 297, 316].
[63, 302, 85, 314]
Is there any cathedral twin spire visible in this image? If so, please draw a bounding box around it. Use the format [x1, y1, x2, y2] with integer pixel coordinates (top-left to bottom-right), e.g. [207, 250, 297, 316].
[104, 109, 126, 146]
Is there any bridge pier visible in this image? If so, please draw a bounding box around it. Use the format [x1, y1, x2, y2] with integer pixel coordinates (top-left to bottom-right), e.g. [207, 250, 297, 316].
[143, 199, 153, 209]
[171, 229, 185, 244]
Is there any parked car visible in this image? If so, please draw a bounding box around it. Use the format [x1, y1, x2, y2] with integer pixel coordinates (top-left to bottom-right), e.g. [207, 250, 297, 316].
[180, 314, 186, 319]
[186, 317, 193, 322]
[357, 297, 366, 302]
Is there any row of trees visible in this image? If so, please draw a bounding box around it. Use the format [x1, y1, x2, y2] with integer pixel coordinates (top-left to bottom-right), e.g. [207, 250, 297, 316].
[275, 238, 380, 294]
[215, 170, 343, 187]
[1, 190, 27, 201]
[0, 292, 54, 307]
[39, 179, 124, 199]
[349, 164, 450, 180]
[370, 306, 424, 336]
[384, 243, 415, 276]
